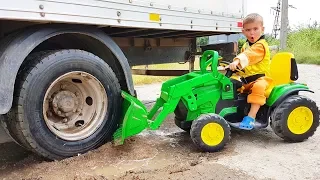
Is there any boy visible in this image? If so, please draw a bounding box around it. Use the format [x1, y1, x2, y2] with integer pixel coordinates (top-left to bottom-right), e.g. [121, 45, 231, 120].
[227, 13, 273, 130]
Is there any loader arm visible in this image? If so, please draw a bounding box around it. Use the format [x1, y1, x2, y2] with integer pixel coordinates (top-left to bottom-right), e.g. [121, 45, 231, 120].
[113, 50, 233, 145]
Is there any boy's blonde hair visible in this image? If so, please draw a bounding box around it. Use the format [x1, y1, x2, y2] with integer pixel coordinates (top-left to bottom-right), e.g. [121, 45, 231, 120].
[243, 13, 264, 26]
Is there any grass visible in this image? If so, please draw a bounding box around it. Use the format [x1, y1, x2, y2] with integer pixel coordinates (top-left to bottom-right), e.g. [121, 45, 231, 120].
[286, 27, 320, 64]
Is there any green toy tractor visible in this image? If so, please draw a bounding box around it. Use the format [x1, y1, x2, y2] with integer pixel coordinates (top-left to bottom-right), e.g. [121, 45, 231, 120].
[113, 50, 319, 152]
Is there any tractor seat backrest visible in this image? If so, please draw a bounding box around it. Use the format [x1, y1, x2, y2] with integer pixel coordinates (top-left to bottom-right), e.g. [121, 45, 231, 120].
[270, 52, 299, 86]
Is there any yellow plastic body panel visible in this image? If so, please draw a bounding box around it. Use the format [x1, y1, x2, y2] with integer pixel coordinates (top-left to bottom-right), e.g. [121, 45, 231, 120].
[264, 52, 295, 97]
[270, 52, 295, 86]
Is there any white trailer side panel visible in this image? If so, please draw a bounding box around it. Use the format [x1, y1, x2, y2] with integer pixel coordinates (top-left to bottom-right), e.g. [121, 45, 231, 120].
[151, 0, 246, 18]
[0, 0, 246, 33]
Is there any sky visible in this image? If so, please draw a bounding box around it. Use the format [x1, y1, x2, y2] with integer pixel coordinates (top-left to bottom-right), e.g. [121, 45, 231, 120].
[246, 0, 320, 34]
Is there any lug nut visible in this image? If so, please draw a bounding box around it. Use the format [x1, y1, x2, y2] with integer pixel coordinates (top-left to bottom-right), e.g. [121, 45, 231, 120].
[47, 96, 52, 101]
[61, 84, 66, 89]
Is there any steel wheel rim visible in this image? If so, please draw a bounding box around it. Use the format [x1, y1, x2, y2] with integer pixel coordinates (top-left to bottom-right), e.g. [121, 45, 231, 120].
[43, 71, 108, 141]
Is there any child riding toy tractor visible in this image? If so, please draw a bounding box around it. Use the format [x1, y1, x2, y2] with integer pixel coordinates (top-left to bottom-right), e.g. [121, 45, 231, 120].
[113, 50, 319, 152]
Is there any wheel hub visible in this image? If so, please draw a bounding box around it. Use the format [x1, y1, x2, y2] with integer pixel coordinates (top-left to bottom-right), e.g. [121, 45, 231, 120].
[287, 106, 314, 134]
[52, 90, 80, 117]
[201, 122, 225, 146]
[43, 71, 108, 141]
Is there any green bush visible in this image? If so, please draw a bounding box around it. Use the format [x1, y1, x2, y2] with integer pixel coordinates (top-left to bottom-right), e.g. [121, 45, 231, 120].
[265, 35, 280, 46]
[287, 25, 320, 64]
[237, 38, 246, 53]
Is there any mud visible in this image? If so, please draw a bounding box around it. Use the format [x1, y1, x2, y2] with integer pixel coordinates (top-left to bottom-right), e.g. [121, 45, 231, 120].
[0, 124, 255, 180]
[0, 64, 320, 180]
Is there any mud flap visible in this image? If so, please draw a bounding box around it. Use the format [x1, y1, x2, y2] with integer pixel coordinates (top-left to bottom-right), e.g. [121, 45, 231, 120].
[113, 91, 149, 145]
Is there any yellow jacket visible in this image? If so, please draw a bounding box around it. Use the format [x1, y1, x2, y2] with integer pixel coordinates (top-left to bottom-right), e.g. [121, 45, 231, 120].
[235, 37, 271, 78]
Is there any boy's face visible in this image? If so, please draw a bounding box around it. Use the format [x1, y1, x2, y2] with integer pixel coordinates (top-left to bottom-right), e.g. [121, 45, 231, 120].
[242, 20, 264, 43]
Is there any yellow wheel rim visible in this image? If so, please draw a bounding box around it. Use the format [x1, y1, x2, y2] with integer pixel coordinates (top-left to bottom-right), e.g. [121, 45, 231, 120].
[287, 106, 313, 134]
[200, 122, 224, 146]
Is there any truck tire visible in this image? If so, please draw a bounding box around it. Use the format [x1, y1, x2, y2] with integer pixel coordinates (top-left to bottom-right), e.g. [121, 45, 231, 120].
[3, 49, 121, 160]
[1, 52, 50, 150]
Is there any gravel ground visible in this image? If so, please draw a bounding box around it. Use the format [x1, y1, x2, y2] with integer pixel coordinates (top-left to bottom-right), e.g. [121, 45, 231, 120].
[0, 64, 319, 180]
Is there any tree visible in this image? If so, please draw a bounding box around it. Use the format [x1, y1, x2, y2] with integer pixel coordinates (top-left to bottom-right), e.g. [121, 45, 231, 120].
[197, 36, 209, 46]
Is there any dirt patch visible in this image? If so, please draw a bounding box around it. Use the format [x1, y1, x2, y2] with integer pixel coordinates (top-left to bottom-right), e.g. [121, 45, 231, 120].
[0, 129, 243, 180]
[117, 162, 259, 180]
[0, 112, 242, 180]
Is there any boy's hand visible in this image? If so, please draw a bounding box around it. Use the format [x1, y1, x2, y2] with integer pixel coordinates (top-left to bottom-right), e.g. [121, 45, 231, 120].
[229, 59, 240, 71]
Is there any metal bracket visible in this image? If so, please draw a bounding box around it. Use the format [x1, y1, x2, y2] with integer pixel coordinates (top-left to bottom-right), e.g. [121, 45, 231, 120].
[144, 39, 152, 51]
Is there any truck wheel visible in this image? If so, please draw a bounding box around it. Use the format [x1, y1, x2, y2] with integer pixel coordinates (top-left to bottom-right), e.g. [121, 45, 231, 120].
[190, 114, 231, 152]
[4, 49, 121, 160]
[271, 95, 319, 142]
[1, 52, 50, 150]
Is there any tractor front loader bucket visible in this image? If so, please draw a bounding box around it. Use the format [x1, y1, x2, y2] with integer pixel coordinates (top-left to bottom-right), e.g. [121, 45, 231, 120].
[113, 91, 149, 145]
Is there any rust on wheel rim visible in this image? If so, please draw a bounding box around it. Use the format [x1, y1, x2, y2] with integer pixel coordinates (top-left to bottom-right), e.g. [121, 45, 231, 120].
[43, 71, 107, 141]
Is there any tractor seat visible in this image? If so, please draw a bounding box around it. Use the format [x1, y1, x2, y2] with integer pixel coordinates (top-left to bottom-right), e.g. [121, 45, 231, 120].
[265, 52, 299, 97]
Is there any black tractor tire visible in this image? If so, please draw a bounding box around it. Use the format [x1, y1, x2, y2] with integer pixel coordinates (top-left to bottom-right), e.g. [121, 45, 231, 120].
[174, 100, 188, 120]
[1, 49, 122, 160]
[174, 100, 191, 131]
[174, 117, 191, 132]
[190, 114, 231, 152]
[271, 95, 319, 142]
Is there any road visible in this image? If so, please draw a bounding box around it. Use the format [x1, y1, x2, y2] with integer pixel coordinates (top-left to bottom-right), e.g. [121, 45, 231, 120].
[0, 64, 320, 180]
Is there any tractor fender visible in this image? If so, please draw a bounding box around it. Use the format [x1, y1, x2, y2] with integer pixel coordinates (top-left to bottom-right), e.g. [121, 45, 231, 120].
[270, 88, 314, 108]
[0, 24, 134, 114]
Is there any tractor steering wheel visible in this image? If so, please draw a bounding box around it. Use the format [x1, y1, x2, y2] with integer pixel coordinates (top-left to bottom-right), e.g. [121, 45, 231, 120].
[219, 61, 244, 78]
[225, 67, 238, 78]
